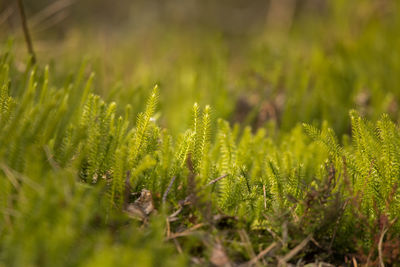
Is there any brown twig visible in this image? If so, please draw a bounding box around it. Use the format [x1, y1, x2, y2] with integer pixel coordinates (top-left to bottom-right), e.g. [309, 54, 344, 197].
[173, 239, 183, 254]
[310, 237, 322, 249]
[378, 227, 388, 267]
[244, 242, 278, 267]
[166, 218, 171, 238]
[162, 176, 176, 203]
[278, 234, 312, 266]
[165, 223, 205, 240]
[262, 215, 284, 244]
[43, 145, 60, 170]
[352, 256, 358, 267]
[204, 174, 228, 188]
[16, 0, 36, 63]
[168, 207, 183, 221]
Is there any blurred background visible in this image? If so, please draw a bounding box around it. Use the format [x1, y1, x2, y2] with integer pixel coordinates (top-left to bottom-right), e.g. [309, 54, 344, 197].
[1, 0, 327, 35]
[1, 0, 399, 137]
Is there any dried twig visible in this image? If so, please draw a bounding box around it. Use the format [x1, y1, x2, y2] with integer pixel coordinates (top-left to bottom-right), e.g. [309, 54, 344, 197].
[0, 163, 19, 189]
[244, 242, 278, 267]
[168, 207, 183, 221]
[263, 184, 267, 210]
[238, 229, 258, 266]
[166, 174, 227, 222]
[262, 216, 283, 244]
[166, 223, 205, 240]
[43, 145, 60, 170]
[204, 174, 228, 188]
[16, 0, 36, 63]
[278, 234, 312, 266]
[310, 237, 322, 249]
[378, 227, 388, 267]
[162, 176, 176, 203]
[173, 239, 183, 254]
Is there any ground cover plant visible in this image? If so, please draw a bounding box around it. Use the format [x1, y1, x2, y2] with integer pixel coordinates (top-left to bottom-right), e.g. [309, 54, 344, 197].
[1, 0, 400, 266]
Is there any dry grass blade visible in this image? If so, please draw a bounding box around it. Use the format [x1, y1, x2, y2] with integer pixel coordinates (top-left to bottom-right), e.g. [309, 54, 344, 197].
[29, 0, 75, 28]
[168, 207, 183, 222]
[0, 163, 19, 189]
[263, 184, 267, 210]
[44, 145, 60, 170]
[162, 176, 176, 203]
[0, 163, 44, 194]
[173, 239, 183, 254]
[243, 242, 278, 267]
[238, 229, 258, 266]
[278, 234, 312, 266]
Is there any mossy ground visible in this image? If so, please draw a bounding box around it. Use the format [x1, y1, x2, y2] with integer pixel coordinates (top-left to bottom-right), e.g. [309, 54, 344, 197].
[1, 1, 400, 266]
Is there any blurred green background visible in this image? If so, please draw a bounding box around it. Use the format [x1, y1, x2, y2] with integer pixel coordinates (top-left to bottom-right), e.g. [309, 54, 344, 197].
[1, 0, 399, 136]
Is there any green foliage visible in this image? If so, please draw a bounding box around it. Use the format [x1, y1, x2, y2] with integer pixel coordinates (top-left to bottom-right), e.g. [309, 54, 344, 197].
[2, 42, 400, 265]
[1, 1, 400, 263]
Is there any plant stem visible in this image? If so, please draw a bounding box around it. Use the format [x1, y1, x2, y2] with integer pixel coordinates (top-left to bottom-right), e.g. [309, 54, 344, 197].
[16, 0, 36, 64]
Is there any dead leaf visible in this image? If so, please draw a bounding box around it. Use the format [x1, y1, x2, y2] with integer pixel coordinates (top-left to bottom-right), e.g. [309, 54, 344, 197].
[125, 189, 154, 220]
[134, 189, 154, 215]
